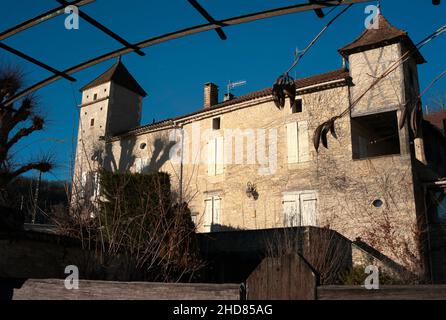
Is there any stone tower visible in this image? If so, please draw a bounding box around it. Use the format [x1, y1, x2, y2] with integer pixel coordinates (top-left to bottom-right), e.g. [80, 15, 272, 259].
[339, 13, 426, 160]
[72, 59, 147, 202]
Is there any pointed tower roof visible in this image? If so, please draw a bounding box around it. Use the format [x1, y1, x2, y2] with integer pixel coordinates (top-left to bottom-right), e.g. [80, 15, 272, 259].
[339, 14, 426, 64]
[81, 60, 147, 97]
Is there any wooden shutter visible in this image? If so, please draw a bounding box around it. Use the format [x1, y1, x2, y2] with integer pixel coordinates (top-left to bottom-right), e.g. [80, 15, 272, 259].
[283, 194, 300, 227]
[134, 158, 142, 173]
[213, 197, 221, 226]
[286, 122, 298, 164]
[207, 139, 216, 176]
[204, 199, 213, 232]
[300, 193, 317, 227]
[298, 121, 310, 162]
[215, 136, 224, 175]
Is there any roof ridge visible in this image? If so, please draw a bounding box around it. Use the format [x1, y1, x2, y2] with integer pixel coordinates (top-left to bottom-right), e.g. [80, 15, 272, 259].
[112, 68, 351, 139]
[80, 60, 147, 97]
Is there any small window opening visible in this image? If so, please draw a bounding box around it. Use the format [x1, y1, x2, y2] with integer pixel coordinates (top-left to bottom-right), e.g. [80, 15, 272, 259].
[292, 99, 303, 114]
[351, 111, 400, 160]
[94, 93, 98, 100]
[90, 119, 95, 127]
[213, 117, 221, 130]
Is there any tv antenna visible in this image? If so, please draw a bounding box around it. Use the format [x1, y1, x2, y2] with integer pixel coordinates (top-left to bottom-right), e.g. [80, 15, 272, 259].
[227, 80, 247, 95]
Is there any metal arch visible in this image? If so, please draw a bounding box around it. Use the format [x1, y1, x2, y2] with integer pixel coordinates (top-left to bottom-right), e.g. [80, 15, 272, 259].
[0, 0, 95, 41]
[3, 0, 373, 107]
[187, 0, 227, 40]
[55, 0, 145, 56]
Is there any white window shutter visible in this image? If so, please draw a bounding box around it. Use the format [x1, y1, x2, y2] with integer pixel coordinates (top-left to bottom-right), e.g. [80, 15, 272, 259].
[207, 139, 216, 176]
[298, 121, 310, 162]
[300, 193, 317, 227]
[215, 137, 224, 175]
[286, 122, 298, 164]
[213, 197, 221, 226]
[134, 158, 142, 173]
[283, 194, 300, 227]
[204, 199, 213, 232]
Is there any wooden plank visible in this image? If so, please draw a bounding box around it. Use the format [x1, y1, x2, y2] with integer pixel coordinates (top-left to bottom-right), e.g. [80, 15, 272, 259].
[9, 279, 241, 300]
[318, 285, 446, 300]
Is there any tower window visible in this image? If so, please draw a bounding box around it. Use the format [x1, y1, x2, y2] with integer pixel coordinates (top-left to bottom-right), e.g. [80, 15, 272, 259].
[94, 94, 98, 100]
[351, 111, 401, 160]
[213, 118, 221, 130]
[90, 119, 95, 127]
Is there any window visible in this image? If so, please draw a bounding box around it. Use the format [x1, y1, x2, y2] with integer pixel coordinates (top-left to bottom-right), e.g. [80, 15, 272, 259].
[286, 121, 310, 164]
[90, 119, 95, 127]
[427, 189, 446, 225]
[191, 214, 198, 226]
[204, 196, 221, 232]
[351, 111, 400, 160]
[213, 117, 221, 130]
[81, 171, 100, 200]
[94, 93, 98, 100]
[283, 192, 317, 227]
[292, 99, 303, 114]
[208, 136, 224, 176]
[134, 158, 149, 173]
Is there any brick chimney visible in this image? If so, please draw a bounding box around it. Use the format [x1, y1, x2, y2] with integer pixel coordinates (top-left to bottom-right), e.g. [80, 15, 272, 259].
[204, 83, 219, 108]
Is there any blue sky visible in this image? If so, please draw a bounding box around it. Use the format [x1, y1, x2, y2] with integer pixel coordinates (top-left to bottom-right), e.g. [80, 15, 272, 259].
[1, 1, 445, 181]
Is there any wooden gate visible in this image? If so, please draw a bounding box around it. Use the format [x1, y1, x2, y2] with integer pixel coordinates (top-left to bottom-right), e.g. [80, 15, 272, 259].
[245, 254, 318, 300]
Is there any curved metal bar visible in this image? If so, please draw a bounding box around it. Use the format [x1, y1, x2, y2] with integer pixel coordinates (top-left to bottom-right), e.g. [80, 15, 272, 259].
[0, 0, 95, 41]
[3, 0, 372, 106]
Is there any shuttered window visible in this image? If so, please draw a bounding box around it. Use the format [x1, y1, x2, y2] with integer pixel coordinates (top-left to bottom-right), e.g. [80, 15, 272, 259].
[286, 121, 310, 164]
[208, 136, 224, 176]
[204, 196, 221, 232]
[282, 192, 317, 227]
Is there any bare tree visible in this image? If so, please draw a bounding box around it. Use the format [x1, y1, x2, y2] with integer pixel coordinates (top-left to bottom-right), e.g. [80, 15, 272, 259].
[0, 66, 52, 199]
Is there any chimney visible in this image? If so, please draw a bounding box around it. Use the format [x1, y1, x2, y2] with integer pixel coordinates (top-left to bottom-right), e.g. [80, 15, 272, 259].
[204, 83, 219, 108]
[224, 93, 234, 102]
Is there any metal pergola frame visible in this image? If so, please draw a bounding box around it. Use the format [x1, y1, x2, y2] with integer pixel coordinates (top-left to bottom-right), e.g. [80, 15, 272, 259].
[1, 0, 374, 108]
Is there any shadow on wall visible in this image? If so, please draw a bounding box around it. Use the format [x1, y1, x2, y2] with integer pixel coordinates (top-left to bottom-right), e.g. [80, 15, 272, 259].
[101, 137, 137, 172]
[143, 138, 177, 173]
[101, 136, 176, 174]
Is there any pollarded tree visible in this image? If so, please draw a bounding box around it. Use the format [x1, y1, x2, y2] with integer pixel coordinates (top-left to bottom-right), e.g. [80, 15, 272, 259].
[0, 66, 52, 199]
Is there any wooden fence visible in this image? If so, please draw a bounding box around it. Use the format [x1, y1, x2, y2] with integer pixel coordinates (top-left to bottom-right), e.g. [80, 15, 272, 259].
[245, 254, 446, 300]
[4, 279, 241, 300]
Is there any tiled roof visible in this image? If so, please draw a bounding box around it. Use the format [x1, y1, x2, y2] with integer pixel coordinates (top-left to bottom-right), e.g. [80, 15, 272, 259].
[339, 14, 426, 64]
[425, 110, 446, 131]
[80, 60, 147, 97]
[113, 69, 351, 139]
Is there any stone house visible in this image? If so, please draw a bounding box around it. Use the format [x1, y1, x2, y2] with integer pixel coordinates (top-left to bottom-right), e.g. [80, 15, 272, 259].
[72, 14, 446, 279]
